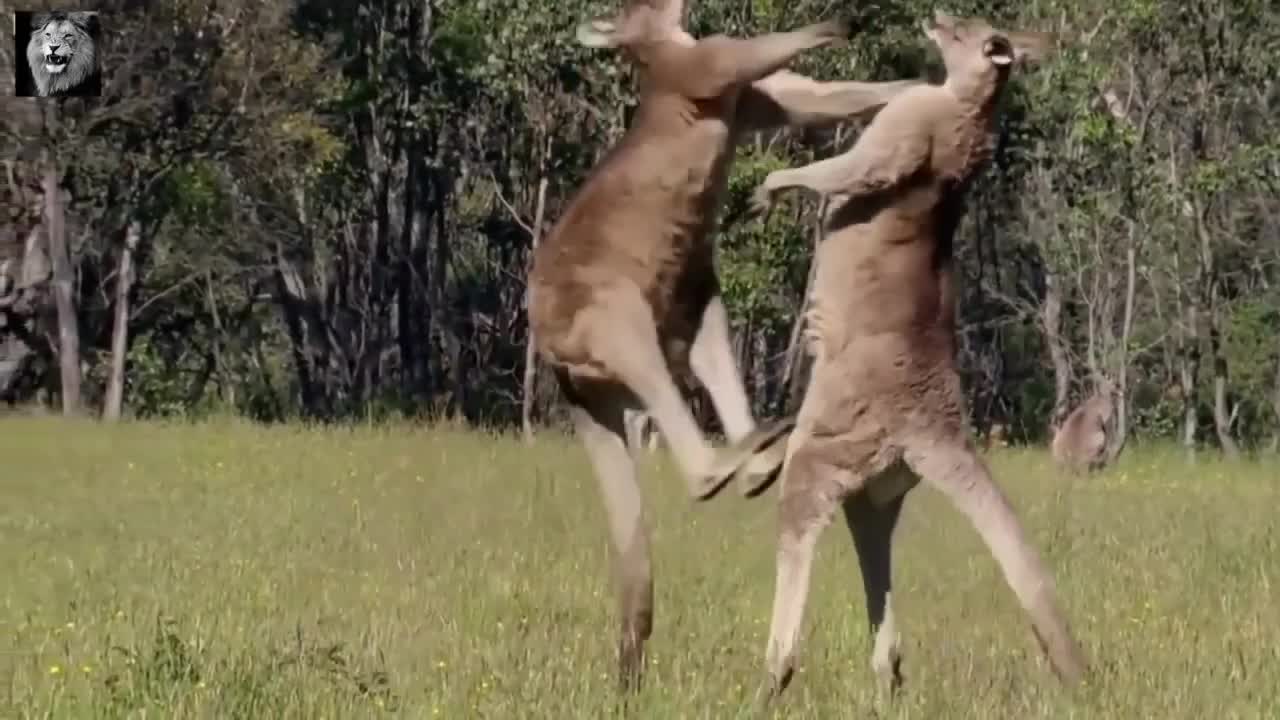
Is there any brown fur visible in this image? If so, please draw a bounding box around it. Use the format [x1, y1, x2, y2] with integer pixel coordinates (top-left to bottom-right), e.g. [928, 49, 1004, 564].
[748, 11, 1087, 702]
[528, 0, 921, 691]
[1052, 385, 1115, 473]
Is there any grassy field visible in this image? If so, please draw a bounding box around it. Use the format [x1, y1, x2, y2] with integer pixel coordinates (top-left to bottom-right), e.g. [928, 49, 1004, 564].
[1, 417, 1277, 718]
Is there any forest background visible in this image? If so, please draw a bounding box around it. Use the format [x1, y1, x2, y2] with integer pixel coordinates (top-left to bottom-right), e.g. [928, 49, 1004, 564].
[2, 0, 1278, 458]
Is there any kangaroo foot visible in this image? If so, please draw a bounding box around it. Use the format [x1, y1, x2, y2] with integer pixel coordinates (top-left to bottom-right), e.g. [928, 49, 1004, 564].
[736, 414, 796, 497]
[689, 416, 797, 502]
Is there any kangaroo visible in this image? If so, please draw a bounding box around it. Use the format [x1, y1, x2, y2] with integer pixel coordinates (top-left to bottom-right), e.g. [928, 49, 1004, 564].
[746, 10, 1087, 701]
[528, 0, 921, 690]
[1052, 382, 1116, 473]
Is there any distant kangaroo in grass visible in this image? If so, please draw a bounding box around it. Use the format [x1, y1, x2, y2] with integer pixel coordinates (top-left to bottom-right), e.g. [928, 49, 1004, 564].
[527, 0, 921, 690]
[1053, 381, 1117, 474]
[747, 10, 1088, 702]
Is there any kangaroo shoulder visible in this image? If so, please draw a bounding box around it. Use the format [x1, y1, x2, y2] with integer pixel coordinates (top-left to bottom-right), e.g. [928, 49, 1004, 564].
[870, 84, 948, 134]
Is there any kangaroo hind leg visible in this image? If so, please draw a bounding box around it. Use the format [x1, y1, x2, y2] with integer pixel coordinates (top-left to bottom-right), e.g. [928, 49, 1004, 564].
[902, 432, 1088, 684]
[758, 432, 853, 704]
[579, 283, 742, 500]
[843, 485, 908, 699]
[560, 372, 653, 691]
[689, 293, 795, 496]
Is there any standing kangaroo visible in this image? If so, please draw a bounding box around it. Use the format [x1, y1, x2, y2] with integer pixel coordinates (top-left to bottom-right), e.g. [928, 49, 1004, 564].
[528, 0, 921, 690]
[1052, 382, 1116, 473]
[748, 11, 1087, 700]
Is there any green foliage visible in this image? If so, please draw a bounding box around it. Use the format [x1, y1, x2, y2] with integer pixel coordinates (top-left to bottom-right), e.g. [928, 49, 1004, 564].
[434, 4, 490, 75]
[274, 112, 345, 180]
[164, 162, 226, 226]
[1224, 300, 1280, 433]
[123, 336, 196, 419]
[2, 0, 1275, 446]
[719, 149, 811, 323]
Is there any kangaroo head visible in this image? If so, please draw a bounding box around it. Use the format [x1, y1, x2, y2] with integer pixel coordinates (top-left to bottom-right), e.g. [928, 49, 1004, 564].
[576, 0, 697, 63]
[922, 11, 1051, 98]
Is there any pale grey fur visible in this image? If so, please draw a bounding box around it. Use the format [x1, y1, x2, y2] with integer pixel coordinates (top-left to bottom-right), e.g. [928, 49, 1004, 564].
[748, 10, 1086, 704]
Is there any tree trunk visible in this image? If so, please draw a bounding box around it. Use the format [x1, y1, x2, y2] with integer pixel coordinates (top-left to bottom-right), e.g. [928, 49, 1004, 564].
[274, 249, 322, 417]
[1170, 239, 1199, 460]
[1165, 134, 1199, 461]
[205, 268, 235, 408]
[102, 220, 140, 421]
[750, 324, 769, 419]
[42, 153, 81, 415]
[521, 177, 549, 444]
[1040, 270, 1072, 429]
[1192, 193, 1239, 459]
[431, 186, 455, 414]
[1176, 286, 1201, 461]
[1178, 333, 1200, 459]
[1107, 242, 1137, 463]
[399, 151, 422, 402]
[1206, 298, 1238, 458]
[396, 0, 435, 403]
[1211, 340, 1239, 459]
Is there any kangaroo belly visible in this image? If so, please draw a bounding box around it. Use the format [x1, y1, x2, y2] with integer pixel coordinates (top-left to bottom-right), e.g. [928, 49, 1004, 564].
[810, 232, 956, 352]
[528, 117, 734, 380]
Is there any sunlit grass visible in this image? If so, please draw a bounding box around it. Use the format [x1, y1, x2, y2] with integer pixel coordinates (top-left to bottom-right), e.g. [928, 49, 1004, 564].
[1, 417, 1277, 718]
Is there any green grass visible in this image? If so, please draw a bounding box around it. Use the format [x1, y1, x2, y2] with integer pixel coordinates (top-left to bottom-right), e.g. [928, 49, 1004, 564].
[1, 417, 1277, 718]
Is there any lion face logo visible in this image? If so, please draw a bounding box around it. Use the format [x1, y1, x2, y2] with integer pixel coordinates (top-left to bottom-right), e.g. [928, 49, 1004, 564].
[25, 11, 101, 97]
[40, 19, 82, 74]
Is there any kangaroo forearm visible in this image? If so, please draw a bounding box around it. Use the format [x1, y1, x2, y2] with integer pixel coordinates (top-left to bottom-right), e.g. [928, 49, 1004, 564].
[737, 75, 921, 132]
[717, 28, 837, 86]
[790, 79, 922, 125]
[767, 156, 885, 200]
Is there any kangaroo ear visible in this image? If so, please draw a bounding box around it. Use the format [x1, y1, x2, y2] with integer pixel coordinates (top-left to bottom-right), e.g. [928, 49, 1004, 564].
[921, 9, 958, 44]
[651, 0, 685, 34]
[576, 17, 621, 48]
[1008, 30, 1054, 65]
